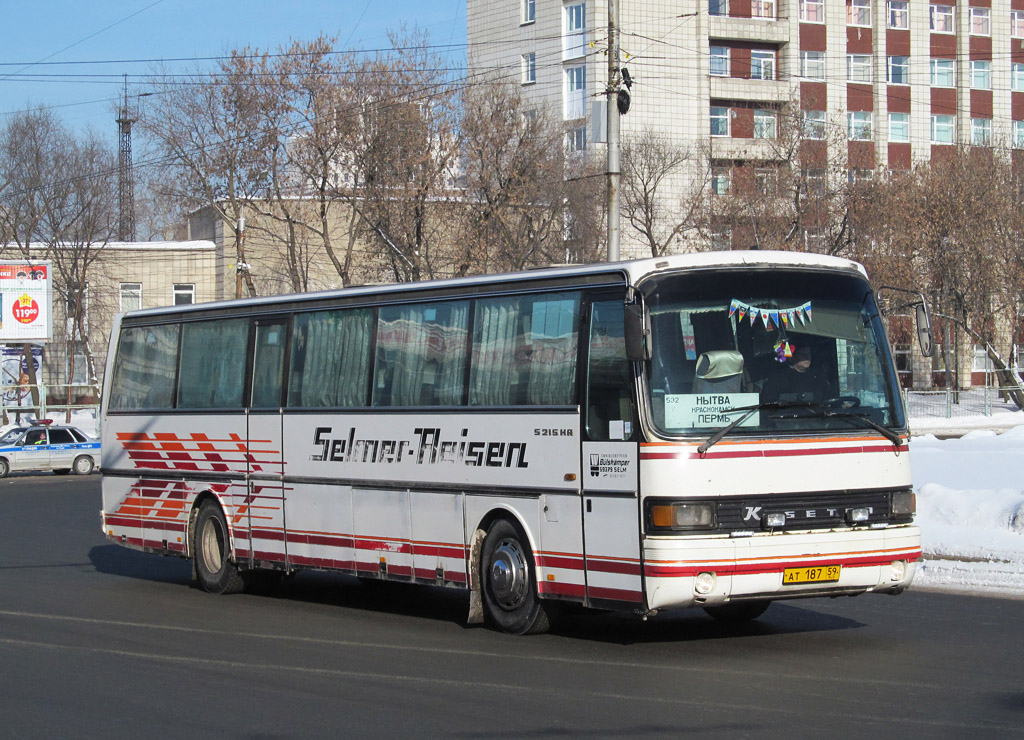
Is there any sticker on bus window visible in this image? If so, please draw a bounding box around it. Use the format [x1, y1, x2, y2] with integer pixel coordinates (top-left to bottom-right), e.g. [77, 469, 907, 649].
[665, 392, 760, 429]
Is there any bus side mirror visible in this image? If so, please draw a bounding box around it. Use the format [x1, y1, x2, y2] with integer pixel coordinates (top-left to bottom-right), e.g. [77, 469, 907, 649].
[624, 301, 651, 361]
[916, 302, 934, 358]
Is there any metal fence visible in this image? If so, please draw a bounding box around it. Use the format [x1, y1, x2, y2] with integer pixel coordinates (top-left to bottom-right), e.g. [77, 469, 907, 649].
[904, 386, 1023, 419]
[0, 383, 100, 426]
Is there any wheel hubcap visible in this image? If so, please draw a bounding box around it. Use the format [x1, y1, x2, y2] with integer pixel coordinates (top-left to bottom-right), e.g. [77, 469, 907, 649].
[489, 539, 528, 610]
[201, 519, 224, 573]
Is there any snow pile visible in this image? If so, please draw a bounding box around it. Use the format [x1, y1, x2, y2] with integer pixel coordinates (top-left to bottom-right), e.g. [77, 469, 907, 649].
[911, 426, 1024, 598]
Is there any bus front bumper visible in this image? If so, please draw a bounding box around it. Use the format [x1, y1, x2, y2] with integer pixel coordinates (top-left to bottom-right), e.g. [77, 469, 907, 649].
[642, 525, 921, 611]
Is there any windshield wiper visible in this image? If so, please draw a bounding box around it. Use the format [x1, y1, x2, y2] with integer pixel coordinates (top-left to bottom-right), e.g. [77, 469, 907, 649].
[696, 401, 819, 454]
[821, 410, 903, 446]
[770, 403, 903, 446]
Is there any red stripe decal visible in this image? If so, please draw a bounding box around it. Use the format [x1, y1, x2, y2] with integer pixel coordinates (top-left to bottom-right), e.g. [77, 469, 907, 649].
[641, 443, 908, 461]
[644, 550, 922, 578]
[587, 585, 644, 603]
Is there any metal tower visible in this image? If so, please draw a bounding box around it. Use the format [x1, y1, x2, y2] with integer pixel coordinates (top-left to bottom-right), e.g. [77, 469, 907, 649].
[116, 76, 137, 242]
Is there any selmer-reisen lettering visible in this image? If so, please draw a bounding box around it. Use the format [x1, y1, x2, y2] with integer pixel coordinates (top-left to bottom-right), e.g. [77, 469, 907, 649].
[311, 426, 529, 468]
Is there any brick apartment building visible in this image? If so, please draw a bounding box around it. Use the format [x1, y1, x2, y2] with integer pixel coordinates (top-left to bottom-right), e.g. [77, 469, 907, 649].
[468, 0, 1024, 255]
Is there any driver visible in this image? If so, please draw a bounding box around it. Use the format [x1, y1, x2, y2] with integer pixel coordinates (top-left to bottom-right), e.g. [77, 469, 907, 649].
[762, 344, 823, 403]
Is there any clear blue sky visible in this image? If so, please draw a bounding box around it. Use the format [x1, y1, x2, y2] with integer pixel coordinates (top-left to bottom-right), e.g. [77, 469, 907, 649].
[0, 0, 467, 138]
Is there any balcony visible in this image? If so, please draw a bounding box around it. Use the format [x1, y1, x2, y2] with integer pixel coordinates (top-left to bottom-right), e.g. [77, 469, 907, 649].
[710, 76, 795, 104]
[708, 15, 790, 44]
[707, 137, 787, 162]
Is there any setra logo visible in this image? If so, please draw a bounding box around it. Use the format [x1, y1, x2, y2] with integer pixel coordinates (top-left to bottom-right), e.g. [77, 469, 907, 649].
[13, 294, 39, 324]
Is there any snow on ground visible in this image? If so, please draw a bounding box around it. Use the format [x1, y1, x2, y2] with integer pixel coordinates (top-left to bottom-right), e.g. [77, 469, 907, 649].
[911, 424, 1024, 600]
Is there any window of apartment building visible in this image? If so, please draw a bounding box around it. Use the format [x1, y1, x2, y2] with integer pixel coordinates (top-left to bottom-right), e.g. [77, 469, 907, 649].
[971, 118, 992, 147]
[1014, 63, 1024, 93]
[889, 112, 910, 142]
[887, 55, 910, 85]
[800, 0, 824, 23]
[563, 3, 586, 60]
[847, 168, 874, 184]
[564, 65, 586, 119]
[754, 109, 778, 139]
[522, 53, 536, 84]
[930, 58, 955, 87]
[119, 282, 142, 312]
[804, 227, 827, 250]
[522, 0, 535, 24]
[566, 125, 587, 152]
[1014, 121, 1024, 149]
[969, 7, 990, 36]
[803, 168, 826, 196]
[709, 0, 729, 17]
[709, 227, 732, 251]
[848, 0, 871, 27]
[710, 46, 730, 76]
[711, 166, 732, 195]
[801, 51, 825, 80]
[1013, 11, 1024, 39]
[755, 167, 778, 195]
[710, 106, 730, 136]
[751, 0, 775, 20]
[173, 283, 195, 305]
[888, 1, 909, 29]
[847, 54, 872, 83]
[930, 5, 954, 33]
[802, 109, 826, 139]
[848, 111, 873, 140]
[931, 114, 956, 144]
[970, 60, 992, 90]
[750, 49, 776, 80]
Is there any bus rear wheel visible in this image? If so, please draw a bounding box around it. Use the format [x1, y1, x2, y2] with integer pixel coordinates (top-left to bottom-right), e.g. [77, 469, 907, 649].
[193, 500, 245, 595]
[480, 518, 554, 635]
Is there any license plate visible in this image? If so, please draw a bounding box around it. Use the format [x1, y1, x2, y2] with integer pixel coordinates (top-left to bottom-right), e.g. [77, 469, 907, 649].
[783, 565, 841, 585]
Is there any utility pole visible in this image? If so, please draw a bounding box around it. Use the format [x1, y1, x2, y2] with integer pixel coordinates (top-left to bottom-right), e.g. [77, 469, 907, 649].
[606, 0, 621, 262]
[116, 75, 137, 242]
[235, 213, 246, 300]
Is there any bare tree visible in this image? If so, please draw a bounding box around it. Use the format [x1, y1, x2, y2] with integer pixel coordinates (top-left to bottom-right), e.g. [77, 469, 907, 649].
[621, 128, 704, 257]
[0, 109, 117, 410]
[459, 80, 571, 272]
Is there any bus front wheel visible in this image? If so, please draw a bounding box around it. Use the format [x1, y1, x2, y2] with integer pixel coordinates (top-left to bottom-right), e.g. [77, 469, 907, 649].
[193, 500, 245, 595]
[480, 518, 554, 635]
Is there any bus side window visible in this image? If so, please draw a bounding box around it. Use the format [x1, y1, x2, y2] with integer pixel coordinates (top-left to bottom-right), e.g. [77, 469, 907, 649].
[251, 320, 287, 408]
[177, 318, 248, 409]
[470, 292, 579, 407]
[586, 300, 636, 441]
[108, 324, 180, 411]
[372, 301, 469, 407]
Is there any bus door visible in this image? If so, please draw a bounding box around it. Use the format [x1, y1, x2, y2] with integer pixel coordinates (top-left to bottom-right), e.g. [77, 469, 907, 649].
[581, 299, 643, 609]
[245, 318, 289, 569]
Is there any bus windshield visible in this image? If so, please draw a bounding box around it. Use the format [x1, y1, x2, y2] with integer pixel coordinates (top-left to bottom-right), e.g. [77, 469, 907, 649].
[642, 267, 905, 438]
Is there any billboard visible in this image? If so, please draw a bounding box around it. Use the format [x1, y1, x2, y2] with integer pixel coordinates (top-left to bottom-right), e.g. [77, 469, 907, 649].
[0, 262, 52, 343]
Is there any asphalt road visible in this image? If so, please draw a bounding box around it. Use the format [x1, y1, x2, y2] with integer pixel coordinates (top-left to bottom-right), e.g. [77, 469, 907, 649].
[1, 475, 1022, 740]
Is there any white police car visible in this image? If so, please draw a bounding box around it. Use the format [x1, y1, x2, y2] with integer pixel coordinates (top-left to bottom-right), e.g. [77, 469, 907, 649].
[0, 422, 100, 477]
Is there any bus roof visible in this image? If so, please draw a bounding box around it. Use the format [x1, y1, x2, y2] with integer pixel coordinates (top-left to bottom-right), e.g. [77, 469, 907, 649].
[122, 250, 867, 321]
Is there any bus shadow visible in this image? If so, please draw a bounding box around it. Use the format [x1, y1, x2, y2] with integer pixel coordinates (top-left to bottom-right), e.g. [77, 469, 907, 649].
[87, 546, 863, 640]
[548, 602, 865, 644]
[89, 544, 192, 584]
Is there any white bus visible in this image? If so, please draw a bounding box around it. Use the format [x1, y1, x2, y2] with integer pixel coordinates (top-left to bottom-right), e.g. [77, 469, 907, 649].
[100, 251, 928, 634]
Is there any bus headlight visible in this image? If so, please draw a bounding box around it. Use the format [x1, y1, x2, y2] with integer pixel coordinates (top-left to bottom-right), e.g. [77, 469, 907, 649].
[892, 491, 916, 517]
[694, 572, 716, 595]
[648, 502, 715, 531]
